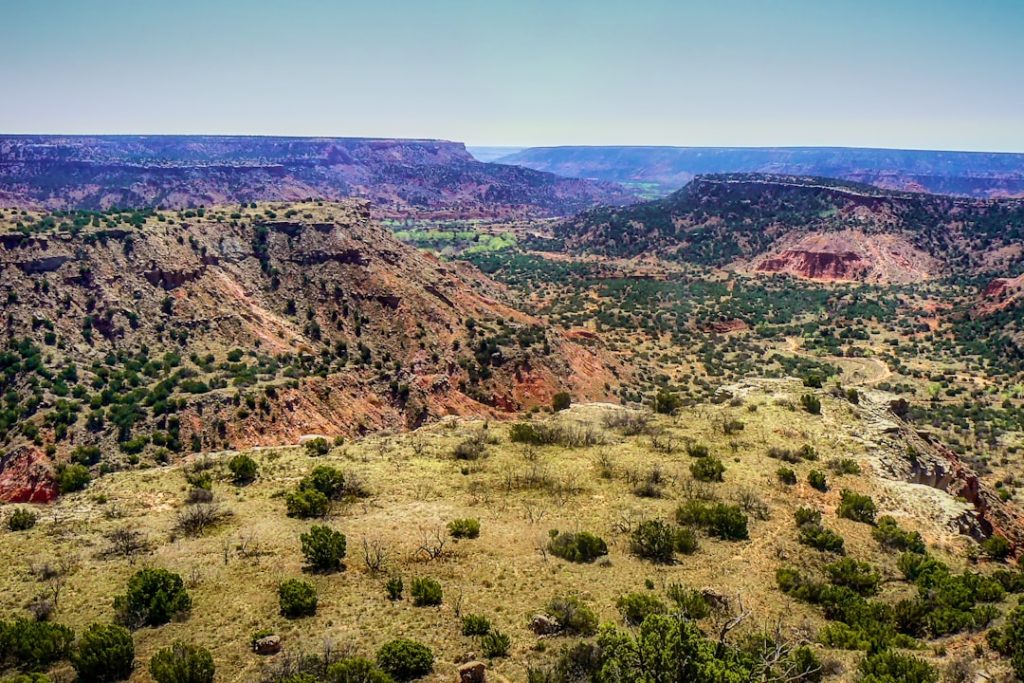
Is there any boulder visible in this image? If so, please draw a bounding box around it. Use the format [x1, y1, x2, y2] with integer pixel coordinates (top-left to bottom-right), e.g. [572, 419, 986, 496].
[529, 613, 561, 635]
[254, 635, 281, 655]
[458, 661, 486, 683]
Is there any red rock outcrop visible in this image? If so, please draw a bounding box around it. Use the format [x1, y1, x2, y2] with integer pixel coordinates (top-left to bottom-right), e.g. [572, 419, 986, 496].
[756, 250, 867, 281]
[0, 446, 58, 503]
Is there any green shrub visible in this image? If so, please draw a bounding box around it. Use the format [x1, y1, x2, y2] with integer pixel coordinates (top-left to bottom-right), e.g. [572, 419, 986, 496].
[798, 524, 845, 554]
[509, 422, 542, 445]
[461, 614, 492, 636]
[690, 456, 725, 483]
[303, 437, 331, 456]
[591, 614, 749, 680]
[300, 465, 346, 499]
[71, 445, 102, 466]
[286, 487, 330, 518]
[114, 568, 192, 628]
[666, 584, 711, 619]
[787, 646, 823, 683]
[58, 463, 91, 493]
[385, 576, 403, 601]
[686, 442, 710, 458]
[856, 651, 937, 683]
[0, 619, 74, 670]
[300, 525, 347, 571]
[800, 394, 821, 415]
[991, 603, 1024, 678]
[837, 490, 877, 525]
[227, 454, 257, 484]
[674, 527, 700, 554]
[653, 389, 682, 415]
[278, 579, 317, 618]
[676, 501, 749, 540]
[807, 470, 828, 492]
[72, 623, 135, 682]
[447, 518, 480, 539]
[376, 639, 433, 681]
[981, 535, 1013, 561]
[545, 596, 598, 636]
[148, 642, 215, 683]
[873, 516, 925, 553]
[552, 392, 572, 412]
[326, 657, 395, 683]
[411, 577, 442, 606]
[825, 558, 881, 596]
[6, 507, 38, 531]
[777, 467, 797, 485]
[480, 630, 511, 658]
[548, 531, 608, 563]
[793, 507, 822, 526]
[616, 592, 667, 626]
[630, 520, 678, 563]
[829, 458, 861, 475]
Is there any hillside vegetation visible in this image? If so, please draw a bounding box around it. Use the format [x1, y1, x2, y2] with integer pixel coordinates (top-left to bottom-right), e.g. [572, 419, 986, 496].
[2, 381, 1022, 681]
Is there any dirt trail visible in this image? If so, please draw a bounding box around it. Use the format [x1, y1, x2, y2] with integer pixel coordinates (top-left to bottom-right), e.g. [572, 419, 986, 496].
[783, 337, 892, 386]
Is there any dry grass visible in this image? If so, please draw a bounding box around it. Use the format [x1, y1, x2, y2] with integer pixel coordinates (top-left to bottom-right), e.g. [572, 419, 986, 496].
[0, 380, 1001, 681]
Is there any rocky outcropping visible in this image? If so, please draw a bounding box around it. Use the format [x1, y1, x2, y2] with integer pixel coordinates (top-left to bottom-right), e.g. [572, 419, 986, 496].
[0, 446, 58, 503]
[756, 249, 866, 280]
[0, 201, 619, 497]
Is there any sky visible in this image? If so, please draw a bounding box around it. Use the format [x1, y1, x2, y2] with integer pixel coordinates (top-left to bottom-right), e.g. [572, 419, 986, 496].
[1, 0, 1023, 151]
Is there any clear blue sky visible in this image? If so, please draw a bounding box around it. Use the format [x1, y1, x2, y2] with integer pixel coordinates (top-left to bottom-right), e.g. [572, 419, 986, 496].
[2, 0, 1022, 151]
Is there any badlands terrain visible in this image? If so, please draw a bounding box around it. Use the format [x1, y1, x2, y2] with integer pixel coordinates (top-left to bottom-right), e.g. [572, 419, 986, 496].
[3, 140, 1024, 682]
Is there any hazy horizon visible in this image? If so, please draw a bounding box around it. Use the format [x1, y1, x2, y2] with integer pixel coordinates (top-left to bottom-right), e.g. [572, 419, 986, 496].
[2, 0, 1023, 152]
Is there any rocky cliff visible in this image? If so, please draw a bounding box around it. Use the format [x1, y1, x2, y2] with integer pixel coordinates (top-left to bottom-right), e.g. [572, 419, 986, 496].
[0, 202, 619, 501]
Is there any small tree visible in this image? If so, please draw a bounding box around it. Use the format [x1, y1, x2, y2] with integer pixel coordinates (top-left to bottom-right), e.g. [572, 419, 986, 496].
[279, 579, 317, 618]
[227, 454, 257, 485]
[552, 392, 572, 412]
[300, 525, 347, 572]
[73, 623, 135, 682]
[58, 463, 91, 493]
[114, 568, 191, 628]
[301, 465, 346, 499]
[376, 639, 434, 681]
[286, 488, 330, 518]
[149, 642, 215, 683]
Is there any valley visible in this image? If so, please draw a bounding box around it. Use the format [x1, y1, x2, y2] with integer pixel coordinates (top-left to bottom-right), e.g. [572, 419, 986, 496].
[4, 168, 1024, 683]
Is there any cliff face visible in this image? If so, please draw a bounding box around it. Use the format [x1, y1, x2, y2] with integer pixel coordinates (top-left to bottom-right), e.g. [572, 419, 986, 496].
[0, 135, 635, 218]
[0, 202, 619, 501]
